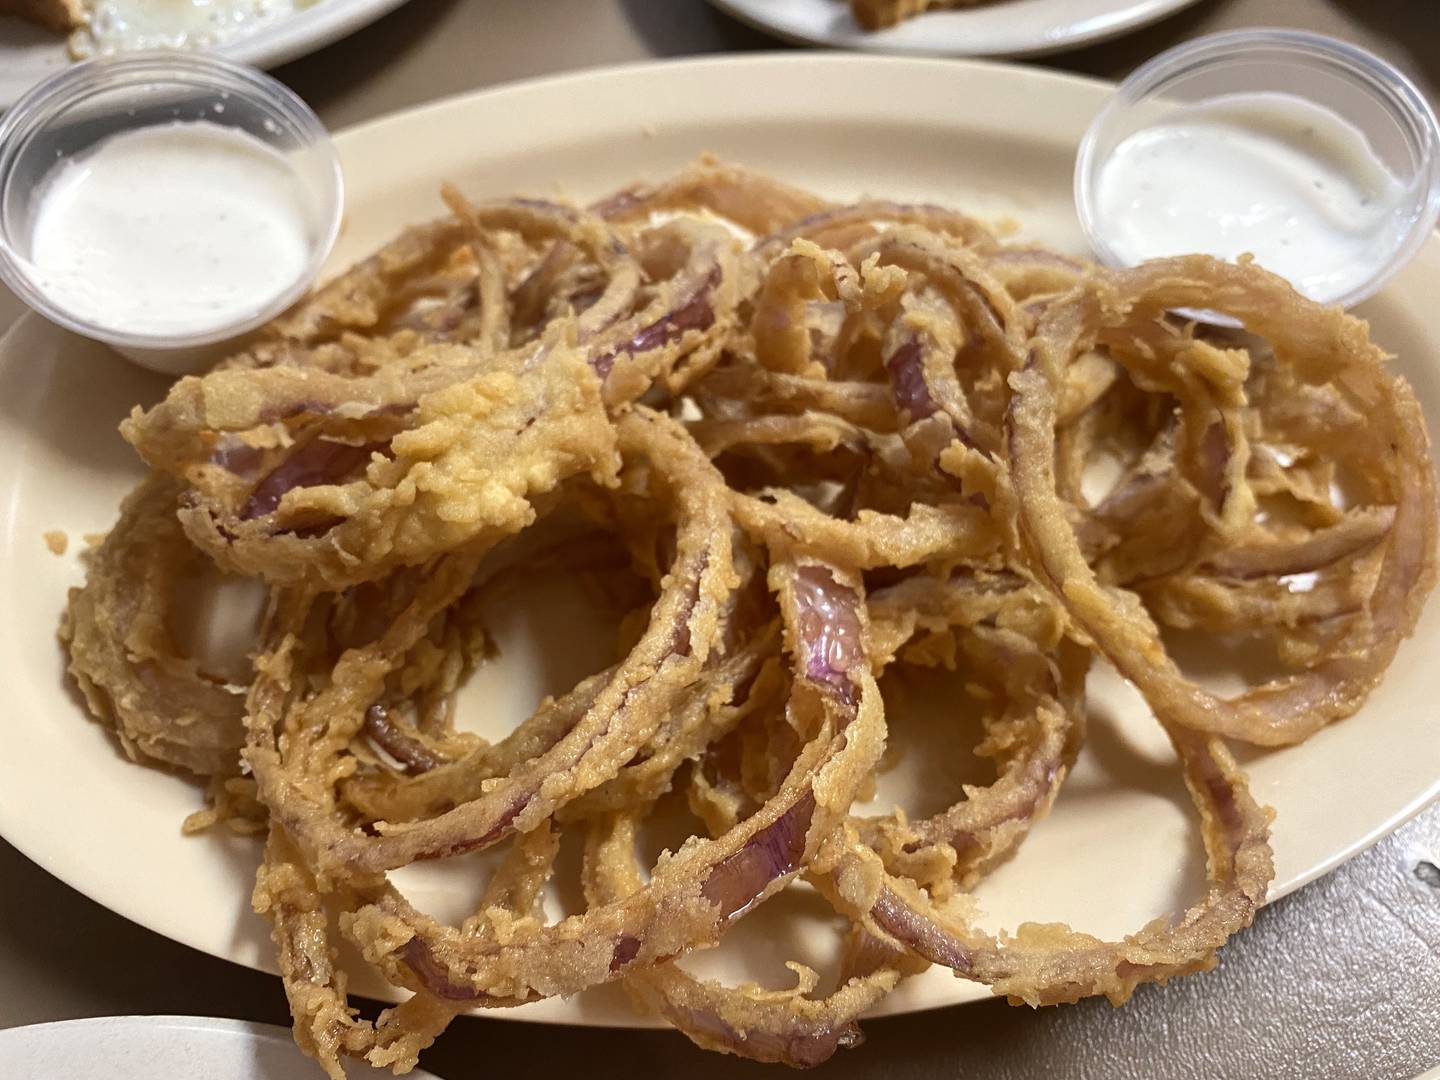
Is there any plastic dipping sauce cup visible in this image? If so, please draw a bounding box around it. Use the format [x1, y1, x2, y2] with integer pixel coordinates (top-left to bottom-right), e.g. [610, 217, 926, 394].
[0, 52, 342, 376]
[1075, 30, 1440, 310]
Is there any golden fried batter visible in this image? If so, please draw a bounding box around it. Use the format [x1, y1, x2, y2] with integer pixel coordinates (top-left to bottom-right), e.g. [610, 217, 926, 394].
[61, 161, 1435, 1077]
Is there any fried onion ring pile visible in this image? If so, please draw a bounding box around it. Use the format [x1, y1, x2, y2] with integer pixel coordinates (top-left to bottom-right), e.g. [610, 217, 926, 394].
[61, 158, 1437, 1076]
[850, 0, 988, 32]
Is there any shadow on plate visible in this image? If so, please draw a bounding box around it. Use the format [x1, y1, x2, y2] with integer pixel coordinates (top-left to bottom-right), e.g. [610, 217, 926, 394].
[1071, 697, 1186, 804]
[0, 314, 168, 483]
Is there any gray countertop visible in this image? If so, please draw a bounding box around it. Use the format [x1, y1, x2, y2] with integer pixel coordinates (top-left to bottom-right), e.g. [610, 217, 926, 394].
[2, 2, 1438, 1077]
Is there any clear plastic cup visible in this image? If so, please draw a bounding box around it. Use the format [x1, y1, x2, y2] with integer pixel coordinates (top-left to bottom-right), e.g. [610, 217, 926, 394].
[1074, 30, 1440, 310]
[0, 52, 342, 376]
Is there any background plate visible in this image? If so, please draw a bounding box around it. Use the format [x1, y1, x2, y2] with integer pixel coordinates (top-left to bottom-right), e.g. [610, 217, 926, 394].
[0, 0, 411, 108]
[0, 53, 1437, 1028]
[705, 0, 1202, 57]
[0, 1015, 444, 1078]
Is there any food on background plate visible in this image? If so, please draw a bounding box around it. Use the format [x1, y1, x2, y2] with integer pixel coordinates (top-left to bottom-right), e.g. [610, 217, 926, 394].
[0, 0, 82, 31]
[1, 0, 311, 58]
[852, 0, 987, 30]
[60, 158, 1436, 1075]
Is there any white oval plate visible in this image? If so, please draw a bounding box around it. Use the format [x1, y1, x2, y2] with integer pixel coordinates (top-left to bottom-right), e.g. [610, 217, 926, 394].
[706, 0, 1202, 57]
[0, 1016, 444, 1079]
[0, 0, 411, 109]
[1, 53, 1438, 1029]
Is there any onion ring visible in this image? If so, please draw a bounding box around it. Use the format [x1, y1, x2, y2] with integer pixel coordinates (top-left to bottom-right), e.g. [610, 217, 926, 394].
[60, 166, 1436, 1078]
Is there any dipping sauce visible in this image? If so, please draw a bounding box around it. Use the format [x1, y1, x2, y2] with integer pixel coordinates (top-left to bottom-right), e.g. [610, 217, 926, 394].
[1093, 92, 1413, 303]
[28, 120, 312, 339]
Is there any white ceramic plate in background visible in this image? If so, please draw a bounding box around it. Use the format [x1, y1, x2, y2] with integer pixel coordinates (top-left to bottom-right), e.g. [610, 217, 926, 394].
[0, 54, 1437, 1029]
[0, 0, 412, 109]
[0, 1016, 445, 1079]
[706, 0, 1202, 56]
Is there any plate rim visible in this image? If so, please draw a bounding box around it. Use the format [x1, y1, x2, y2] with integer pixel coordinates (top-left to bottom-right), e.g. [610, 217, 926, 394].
[0, 1014, 300, 1042]
[703, 0, 1204, 58]
[328, 49, 1123, 144]
[221, 0, 413, 70]
[0, 50, 1437, 1029]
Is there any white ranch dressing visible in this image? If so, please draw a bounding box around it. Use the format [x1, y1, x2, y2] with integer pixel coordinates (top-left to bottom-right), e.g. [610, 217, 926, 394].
[28, 120, 312, 339]
[1094, 92, 1413, 302]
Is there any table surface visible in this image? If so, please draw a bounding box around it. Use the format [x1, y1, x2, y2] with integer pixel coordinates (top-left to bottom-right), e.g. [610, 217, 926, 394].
[3, 2, 1439, 1078]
